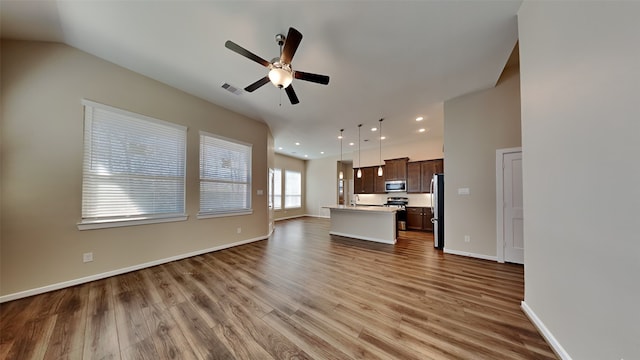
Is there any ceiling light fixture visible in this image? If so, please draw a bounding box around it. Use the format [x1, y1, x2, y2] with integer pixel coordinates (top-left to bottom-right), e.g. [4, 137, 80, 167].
[339, 129, 344, 180]
[378, 118, 384, 177]
[268, 61, 293, 89]
[416, 116, 424, 121]
[356, 124, 362, 179]
[419, 128, 426, 133]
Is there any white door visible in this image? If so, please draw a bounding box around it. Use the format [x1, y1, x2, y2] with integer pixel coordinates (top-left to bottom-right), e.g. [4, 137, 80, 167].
[503, 152, 524, 264]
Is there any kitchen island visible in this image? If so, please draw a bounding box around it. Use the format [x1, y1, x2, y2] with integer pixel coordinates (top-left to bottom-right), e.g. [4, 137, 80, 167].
[323, 205, 398, 244]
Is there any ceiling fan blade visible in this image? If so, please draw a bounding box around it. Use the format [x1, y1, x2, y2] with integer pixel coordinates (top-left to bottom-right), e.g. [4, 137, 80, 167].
[245, 76, 271, 92]
[294, 71, 330, 85]
[285, 85, 300, 105]
[281, 27, 303, 64]
[225, 40, 270, 68]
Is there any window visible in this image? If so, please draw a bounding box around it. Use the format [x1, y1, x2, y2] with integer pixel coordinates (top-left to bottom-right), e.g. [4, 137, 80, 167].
[273, 168, 282, 210]
[284, 170, 302, 209]
[199, 132, 252, 217]
[79, 100, 187, 229]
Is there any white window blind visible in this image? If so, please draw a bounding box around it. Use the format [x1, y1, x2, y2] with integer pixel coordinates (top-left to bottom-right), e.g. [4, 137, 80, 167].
[273, 168, 282, 210]
[285, 170, 301, 209]
[81, 100, 187, 226]
[199, 132, 252, 216]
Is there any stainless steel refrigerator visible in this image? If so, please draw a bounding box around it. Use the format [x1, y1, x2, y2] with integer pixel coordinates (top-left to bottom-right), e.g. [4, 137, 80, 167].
[430, 173, 444, 249]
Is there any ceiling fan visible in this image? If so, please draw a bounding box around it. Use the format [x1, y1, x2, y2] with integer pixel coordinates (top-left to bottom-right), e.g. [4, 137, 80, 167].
[225, 27, 330, 105]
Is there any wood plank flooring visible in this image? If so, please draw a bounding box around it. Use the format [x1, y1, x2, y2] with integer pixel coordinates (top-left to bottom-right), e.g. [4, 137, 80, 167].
[0, 217, 557, 359]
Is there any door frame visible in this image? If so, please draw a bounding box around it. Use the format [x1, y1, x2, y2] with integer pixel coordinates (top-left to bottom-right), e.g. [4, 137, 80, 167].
[496, 147, 522, 263]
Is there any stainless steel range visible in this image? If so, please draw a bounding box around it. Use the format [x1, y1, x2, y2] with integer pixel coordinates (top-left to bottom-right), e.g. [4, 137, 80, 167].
[385, 196, 408, 209]
[385, 197, 408, 231]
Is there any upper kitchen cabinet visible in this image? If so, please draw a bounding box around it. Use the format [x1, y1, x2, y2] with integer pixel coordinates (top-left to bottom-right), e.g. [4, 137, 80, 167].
[384, 158, 409, 181]
[407, 159, 444, 193]
[354, 166, 375, 194]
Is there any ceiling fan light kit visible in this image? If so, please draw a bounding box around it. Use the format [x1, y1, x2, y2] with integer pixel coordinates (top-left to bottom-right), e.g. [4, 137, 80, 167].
[268, 62, 293, 88]
[225, 27, 330, 105]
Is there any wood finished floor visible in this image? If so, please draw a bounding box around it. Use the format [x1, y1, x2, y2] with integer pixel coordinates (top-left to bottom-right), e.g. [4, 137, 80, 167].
[0, 217, 556, 359]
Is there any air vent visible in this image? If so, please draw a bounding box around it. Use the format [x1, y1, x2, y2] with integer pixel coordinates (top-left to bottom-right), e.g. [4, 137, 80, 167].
[221, 82, 243, 95]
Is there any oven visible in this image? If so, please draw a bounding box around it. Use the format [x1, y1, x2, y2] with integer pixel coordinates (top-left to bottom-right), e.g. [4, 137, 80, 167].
[385, 197, 408, 231]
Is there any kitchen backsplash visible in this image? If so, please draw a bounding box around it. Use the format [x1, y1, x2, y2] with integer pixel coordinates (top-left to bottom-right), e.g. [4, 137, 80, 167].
[355, 193, 433, 207]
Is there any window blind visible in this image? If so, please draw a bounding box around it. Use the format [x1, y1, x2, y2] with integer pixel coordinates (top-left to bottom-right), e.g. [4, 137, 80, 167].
[81, 100, 186, 223]
[273, 168, 282, 210]
[284, 170, 301, 208]
[199, 132, 252, 215]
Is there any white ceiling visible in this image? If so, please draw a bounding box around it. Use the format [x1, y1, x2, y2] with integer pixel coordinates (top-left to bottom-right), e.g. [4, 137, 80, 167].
[1, 0, 521, 160]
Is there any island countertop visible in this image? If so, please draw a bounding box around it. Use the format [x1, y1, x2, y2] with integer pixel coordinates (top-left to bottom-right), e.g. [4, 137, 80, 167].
[322, 205, 397, 212]
[323, 205, 397, 244]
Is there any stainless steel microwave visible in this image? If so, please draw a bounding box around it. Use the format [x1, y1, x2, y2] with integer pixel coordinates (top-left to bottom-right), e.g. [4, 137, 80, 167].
[385, 180, 407, 192]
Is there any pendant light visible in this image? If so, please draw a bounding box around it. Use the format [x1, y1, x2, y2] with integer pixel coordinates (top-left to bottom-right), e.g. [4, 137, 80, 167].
[338, 129, 344, 180]
[356, 124, 362, 178]
[377, 118, 384, 176]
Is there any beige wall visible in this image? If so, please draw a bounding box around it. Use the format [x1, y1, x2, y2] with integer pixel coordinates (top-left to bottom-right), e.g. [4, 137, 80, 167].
[519, 2, 640, 358]
[443, 65, 521, 259]
[1, 40, 271, 298]
[273, 153, 306, 220]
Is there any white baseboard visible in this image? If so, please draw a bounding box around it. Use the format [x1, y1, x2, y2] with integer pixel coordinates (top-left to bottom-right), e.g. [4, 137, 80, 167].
[521, 301, 572, 360]
[305, 214, 330, 219]
[0, 234, 269, 303]
[274, 214, 307, 221]
[443, 248, 498, 262]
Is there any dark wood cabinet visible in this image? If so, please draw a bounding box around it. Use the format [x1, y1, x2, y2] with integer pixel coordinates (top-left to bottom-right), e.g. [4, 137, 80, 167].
[354, 166, 375, 194]
[384, 158, 408, 181]
[373, 166, 385, 193]
[406, 207, 434, 231]
[407, 159, 444, 193]
[407, 162, 422, 193]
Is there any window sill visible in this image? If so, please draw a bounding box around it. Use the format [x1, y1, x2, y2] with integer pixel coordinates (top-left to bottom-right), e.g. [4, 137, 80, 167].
[78, 215, 188, 230]
[197, 210, 253, 219]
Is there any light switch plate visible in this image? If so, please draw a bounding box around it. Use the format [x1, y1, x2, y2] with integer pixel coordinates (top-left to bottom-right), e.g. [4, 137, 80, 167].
[458, 187, 470, 195]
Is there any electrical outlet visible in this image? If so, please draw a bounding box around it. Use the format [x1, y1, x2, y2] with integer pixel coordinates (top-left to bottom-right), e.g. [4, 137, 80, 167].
[464, 235, 471, 243]
[83, 252, 93, 263]
[237, 227, 242, 234]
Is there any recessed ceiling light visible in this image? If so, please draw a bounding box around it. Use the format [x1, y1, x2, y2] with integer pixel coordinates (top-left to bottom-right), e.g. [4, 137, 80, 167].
[371, 127, 378, 132]
[380, 136, 386, 140]
[278, 147, 283, 150]
[295, 142, 300, 146]
[349, 142, 355, 146]
[419, 128, 426, 132]
[416, 116, 424, 121]
[320, 151, 325, 154]
[304, 154, 308, 158]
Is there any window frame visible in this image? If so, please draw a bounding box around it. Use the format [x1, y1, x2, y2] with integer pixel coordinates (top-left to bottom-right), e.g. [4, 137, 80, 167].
[78, 100, 188, 230]
[284, 170, 302, 209]
[198, 131, 253, 219]
[273, 168, 282, 210]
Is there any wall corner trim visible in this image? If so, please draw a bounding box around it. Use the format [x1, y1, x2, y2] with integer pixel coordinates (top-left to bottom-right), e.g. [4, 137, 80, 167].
[0, 234, 269, 303]
[521, 301, 572, 360]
